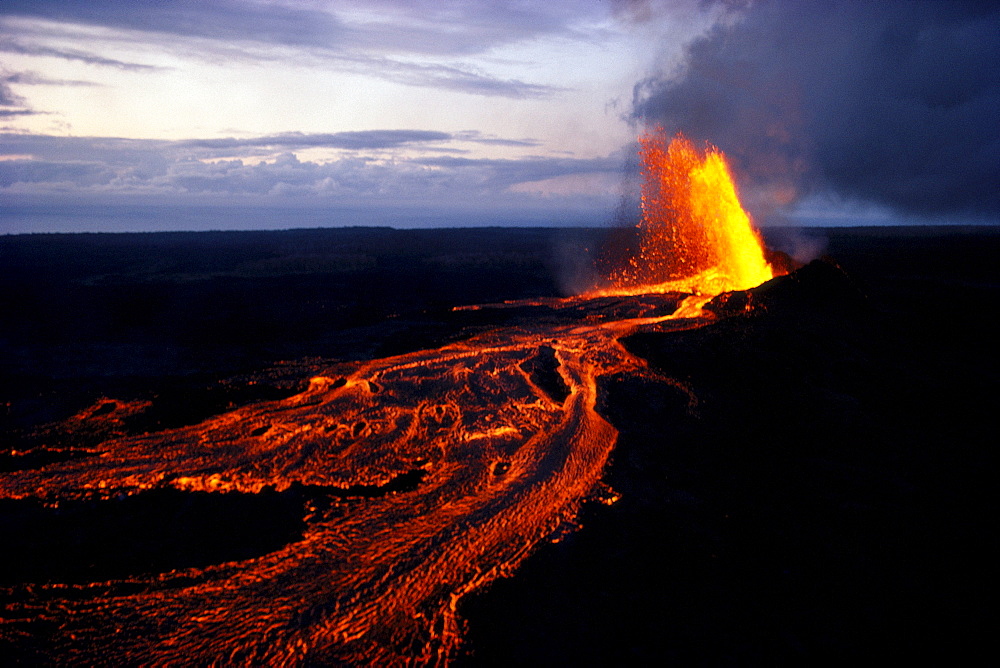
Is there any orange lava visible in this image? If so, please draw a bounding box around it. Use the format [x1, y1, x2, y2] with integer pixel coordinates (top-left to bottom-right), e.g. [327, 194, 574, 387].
[0, 307, 659, 664]
[0, 130, 780, 665]
[598, 128, 774, 298]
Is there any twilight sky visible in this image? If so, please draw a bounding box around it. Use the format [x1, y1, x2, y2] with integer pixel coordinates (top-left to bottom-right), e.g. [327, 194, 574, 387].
[1, 0, 998, 232]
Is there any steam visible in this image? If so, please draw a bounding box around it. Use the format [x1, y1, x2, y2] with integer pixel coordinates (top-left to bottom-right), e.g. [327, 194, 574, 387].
[763, 226, 828, 265]
[553, 231, 601, 296]
[630, 0, 1000, 221]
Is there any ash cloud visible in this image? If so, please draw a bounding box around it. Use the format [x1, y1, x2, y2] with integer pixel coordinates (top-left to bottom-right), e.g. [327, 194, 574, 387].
[632, 0, 1000, 220]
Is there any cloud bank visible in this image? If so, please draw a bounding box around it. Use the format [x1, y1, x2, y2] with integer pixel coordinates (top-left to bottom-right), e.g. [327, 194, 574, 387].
[631, 0, 1000, 220]
[0, 131, 623, 232]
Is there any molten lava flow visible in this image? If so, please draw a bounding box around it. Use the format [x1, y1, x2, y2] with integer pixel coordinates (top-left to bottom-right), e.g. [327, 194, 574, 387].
[0, 305, 655, 665]
[0, 291, 710, 665]
[602, 129, 774, 298]
[0, 131, 782, 665]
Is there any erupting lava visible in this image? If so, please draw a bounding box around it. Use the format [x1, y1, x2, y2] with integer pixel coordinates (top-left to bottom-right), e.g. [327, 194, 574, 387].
[1, 129, 778, 665]
[601, 128, 774, 297]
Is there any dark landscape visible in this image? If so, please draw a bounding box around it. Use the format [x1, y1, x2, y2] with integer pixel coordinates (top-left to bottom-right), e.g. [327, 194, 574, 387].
[1, 224, 997, 664]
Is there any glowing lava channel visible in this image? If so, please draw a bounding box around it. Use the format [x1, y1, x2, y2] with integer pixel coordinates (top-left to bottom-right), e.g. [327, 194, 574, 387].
[0, 308, 683, 665]
[0, 130, 777, 665]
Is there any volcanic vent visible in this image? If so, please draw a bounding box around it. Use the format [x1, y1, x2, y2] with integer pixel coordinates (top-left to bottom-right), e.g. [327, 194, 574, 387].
[597, 128, 776, 298]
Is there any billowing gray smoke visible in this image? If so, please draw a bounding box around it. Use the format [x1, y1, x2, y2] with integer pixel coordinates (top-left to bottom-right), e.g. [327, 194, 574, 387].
[630, 0, 1000, 221]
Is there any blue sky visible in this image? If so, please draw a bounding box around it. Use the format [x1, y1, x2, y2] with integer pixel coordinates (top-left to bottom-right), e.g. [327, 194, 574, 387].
[2, 1, 998, 232]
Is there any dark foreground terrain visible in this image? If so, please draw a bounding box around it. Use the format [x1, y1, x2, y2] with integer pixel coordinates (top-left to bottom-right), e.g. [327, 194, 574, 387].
[1, 225, 997, 664]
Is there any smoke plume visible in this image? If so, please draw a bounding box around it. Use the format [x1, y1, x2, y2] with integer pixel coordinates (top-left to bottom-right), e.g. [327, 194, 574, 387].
[631, 0, 1000, 221]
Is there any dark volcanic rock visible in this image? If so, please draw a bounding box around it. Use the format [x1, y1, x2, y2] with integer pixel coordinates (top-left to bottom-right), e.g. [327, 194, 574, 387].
[0, 488, 307, 585]
[704, 258, 866, 317]
[519, 345, 570, 404]
[459, 253, 993, 665]
[1, 226, 995, 664]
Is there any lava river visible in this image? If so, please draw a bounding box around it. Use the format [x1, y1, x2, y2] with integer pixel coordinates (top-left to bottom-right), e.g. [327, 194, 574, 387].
[1, 294, 708, 665]
[1, 129, 777, 664]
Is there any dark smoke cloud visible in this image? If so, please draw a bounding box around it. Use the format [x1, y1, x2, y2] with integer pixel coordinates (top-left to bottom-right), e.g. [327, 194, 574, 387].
[632, 0, 1000, 219]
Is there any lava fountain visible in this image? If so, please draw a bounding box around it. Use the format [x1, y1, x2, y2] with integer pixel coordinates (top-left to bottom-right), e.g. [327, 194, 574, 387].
[1, 129, 779, 665]
[599, 128, 775, 298]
